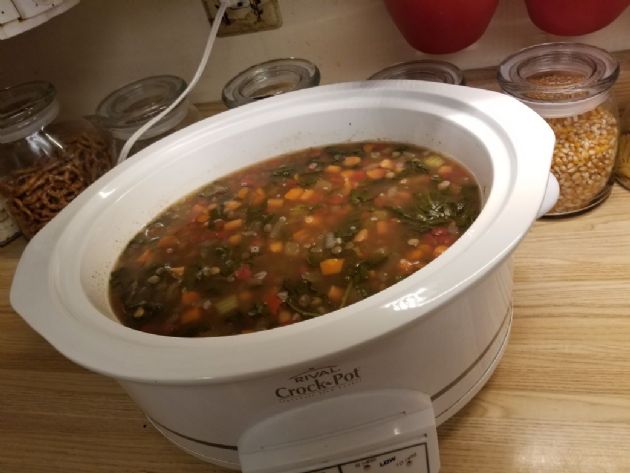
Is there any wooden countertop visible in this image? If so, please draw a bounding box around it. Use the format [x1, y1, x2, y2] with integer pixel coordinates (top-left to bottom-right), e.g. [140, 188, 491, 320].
[2, 183, 630, 472]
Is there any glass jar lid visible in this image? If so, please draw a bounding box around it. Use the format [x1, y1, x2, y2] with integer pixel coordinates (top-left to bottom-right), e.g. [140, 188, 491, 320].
[369, 60, 464, 84]
[0, 81, 59, 144]
[95, 75, 189, 140]
[498, 42, 619, 117]
[222, 58, 320, 108]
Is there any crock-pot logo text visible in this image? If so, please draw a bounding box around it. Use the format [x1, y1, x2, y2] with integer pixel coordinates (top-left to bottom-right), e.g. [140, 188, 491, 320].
[275, 365, 361, 401]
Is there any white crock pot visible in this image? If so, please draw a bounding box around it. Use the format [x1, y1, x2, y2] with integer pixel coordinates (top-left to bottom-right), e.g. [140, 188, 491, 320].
[11, 81, 557, 473]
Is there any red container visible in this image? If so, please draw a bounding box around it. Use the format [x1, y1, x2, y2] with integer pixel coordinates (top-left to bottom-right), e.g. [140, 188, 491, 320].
[525, 0, 629, 36]
[384, 0, 499, 54]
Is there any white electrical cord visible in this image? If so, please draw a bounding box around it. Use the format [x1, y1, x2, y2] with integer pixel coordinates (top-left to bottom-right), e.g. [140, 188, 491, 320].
[117, 0, 234, 164]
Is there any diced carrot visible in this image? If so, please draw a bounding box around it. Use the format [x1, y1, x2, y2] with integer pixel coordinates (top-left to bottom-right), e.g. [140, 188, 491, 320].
[278, 310, 292, 325]
[238, 290, 253, 302]
[379, 158, 395, 170]
[195, 213, 209, 223]
[407, 248, 424, 261]
[341, 169, 355, 179]
[353, 228, 368, 242]
[376, 220, 390, 235]
[228, 234, 242, 246]
[366, 168, 386, 180]
[181, 291, 202, 306]
[327, 285, 344, 302]
[234, 264, 252, 281]
[325, 165, 342, 174]
[180, 307, 202, 324]
[293, 228, 310, 243]
[343, 156, 362, 167]
[224, 219, 243, 231]
[320, 258, 344, 275]
[192, 203, 207, 214]
[284, 187, 305, 201]
[157, 235, 179, 248]
[224, 200, 242, 211]
[267, 198, 284, 209]
[304, 215, 321, 226]
[269, 241, 284, 253]
[299, 189, 315, 201]
[136, 249, 153, 264]
[418, 244, 434, 255]
[237, 187, 250, 199]
[170, 266, 185, 278]
[433, 245, 449, 258]
[250, 188, 266, 206]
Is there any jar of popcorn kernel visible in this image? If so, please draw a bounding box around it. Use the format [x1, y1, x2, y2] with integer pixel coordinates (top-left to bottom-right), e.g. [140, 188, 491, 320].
[498, 42, 620, 216]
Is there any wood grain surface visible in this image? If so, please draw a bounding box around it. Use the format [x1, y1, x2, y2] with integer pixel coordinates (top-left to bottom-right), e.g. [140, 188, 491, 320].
[3, 58, 630, 472]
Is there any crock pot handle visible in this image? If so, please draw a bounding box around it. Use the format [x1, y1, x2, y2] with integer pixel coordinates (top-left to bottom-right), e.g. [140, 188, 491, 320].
[238, 389, 440, 473]
[536, 173, 559, 218]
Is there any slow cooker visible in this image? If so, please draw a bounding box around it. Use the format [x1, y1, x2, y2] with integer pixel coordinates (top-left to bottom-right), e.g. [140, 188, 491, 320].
[11, 81, 557, 472]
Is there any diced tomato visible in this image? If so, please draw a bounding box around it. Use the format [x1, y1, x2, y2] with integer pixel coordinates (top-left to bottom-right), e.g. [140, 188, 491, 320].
[436, 234, 456, 246]
[431, 226, 449, 236]
[353, 170, 367, 182]
[234, 264, 252, 281]
[421, 233, 438, 246]
[328, 193, 345, 205]
[265, 292, 283, 315]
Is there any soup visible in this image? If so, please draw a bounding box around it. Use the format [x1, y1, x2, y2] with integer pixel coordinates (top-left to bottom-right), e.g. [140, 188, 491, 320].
[109, 142, 481, 337]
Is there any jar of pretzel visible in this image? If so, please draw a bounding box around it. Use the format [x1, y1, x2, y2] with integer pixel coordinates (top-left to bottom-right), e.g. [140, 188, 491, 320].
[0, 81, 114, 239]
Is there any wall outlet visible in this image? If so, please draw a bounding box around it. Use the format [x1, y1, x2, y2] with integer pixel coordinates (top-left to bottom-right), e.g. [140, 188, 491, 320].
[202, 0, 282, 37]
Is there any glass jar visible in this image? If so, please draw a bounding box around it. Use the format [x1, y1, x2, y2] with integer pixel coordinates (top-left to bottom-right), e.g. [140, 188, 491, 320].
[498, 42, 620, 217]
[222, 58, 320, 108]
[95, 75, 200, 157]
[0, 81, 114, 239]
[615, 107, 630, 190]
[369, 60, 464, 84]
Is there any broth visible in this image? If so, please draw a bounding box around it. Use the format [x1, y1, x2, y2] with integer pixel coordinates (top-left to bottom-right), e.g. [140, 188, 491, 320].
[109, 142, 481, 337]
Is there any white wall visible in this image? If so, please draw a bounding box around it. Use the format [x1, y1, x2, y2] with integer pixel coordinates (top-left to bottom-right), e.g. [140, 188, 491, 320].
[1, 0, 630, 118]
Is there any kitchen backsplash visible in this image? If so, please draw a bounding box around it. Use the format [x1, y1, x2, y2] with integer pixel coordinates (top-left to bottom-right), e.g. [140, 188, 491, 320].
[1, 0, 629, 118]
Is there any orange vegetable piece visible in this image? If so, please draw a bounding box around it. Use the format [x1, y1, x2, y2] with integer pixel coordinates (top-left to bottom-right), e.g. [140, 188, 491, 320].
[300, 189, 315, 201]
[366, 168, 386, 180]
[343, 156, 362, 167]
[353, 228, 368, 242]
[327, 285, 344, 302]
[376, 221, 390, 235]
[284, 187, 305, 201]
[228, 234, 242, 246]
[433, 245, 449, 258]
[157, 235, 179, 248]
[269, 241, 284, 253]
[320, 258, 344, 275]
[237, 187, 250, 199]
[224, 219, 243, 231]
[181, 291, 202, 305]
[325, 165, 342, 174]
[169, 266, 185, 278]
[180, 307, 202, 325]
[267, 198, 284, 209]
[196, 213, 209, 223]
[278, 310, 292, 325]
[292, 229, 310, 243]
[250, 188, 266, 206]
[224, 200, 242, 211]
[136, 248, 153, 265]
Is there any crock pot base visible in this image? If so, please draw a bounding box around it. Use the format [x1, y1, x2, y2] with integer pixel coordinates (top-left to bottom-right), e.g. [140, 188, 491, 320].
[148, 306, 512, 469]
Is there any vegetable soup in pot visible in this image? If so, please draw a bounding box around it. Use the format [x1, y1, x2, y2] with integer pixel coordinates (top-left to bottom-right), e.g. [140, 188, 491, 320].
[109, 141, 481, 337]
